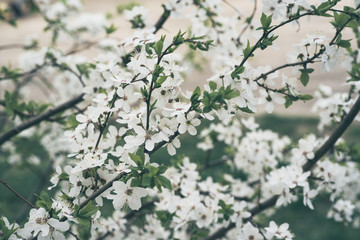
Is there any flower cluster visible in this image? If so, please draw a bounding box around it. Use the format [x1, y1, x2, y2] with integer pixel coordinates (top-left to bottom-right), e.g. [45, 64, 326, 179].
[1, 0, 360, 239]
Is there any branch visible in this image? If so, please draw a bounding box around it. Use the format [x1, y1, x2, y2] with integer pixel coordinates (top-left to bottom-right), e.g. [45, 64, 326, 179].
[16, 161, 53, 222]
[0, 64, 46, 81]
[154, 6, 171, 33]
[236, 0, 257, 44]
[0, 43, 25, 51]
[78, 172, 128, 210]
[198, 155, 232, 172]
[0, 178, 37, 209]
[204, 94, 360, 240]
[303, 94, 360, 171]
[0, 94, 84, 146]
[146, 130, 180, 156]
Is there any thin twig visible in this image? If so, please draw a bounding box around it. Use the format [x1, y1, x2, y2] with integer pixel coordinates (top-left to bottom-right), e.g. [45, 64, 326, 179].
[0, 43, 25, 51]
[0, 178, 37, 209]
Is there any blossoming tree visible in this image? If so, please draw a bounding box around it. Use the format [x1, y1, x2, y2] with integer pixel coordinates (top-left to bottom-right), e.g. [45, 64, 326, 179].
[1, 0, 360, 239]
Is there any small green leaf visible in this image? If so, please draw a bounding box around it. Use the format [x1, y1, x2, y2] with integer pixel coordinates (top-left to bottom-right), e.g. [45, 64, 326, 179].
[243, 40, 253, 57]
[142, 175, 152, 187]
[231, 66, 245, 79]
[131, 177, 141, 187]
[78, 201, 99, 218]
[337, 39, 351, 48]
[105, 23, 118, 34]
[300, 72, 309, 86]
[209, 81, 217, 91]
[154, 36, 165, 56]
[156, 175, 172, 191]
[299, 94, 313, 101]
[129, 151, 144, 167]
[260, 13, 272, 30]
[284, 96, 293, 108]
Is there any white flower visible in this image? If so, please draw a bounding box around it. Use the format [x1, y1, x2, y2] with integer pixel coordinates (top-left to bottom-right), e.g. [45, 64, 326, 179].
[303, 186, 317, 210]
[265, 221, 293, 239]
[71, 152, 108, 174]
[327, 199, 355, 223]
[321, 45, 344, 72]
[124, 126, 163, 151]
[17, 208, 69, 239]
[237, 222, 263, 240]
[167, 137, 181, 156]
[176, 112, 201, 135]
[107, 180, 148, 210]
[115, 85, 139, 113]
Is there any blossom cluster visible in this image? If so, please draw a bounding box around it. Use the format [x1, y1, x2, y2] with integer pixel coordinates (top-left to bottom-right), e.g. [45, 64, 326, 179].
[1, 0, 360, 239]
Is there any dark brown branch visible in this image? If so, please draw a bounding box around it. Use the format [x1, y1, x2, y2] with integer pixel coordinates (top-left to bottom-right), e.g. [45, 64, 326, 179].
[0, 178, 37, 209]
[0, 94, 84, 146]
[146, 130, 180, 156]
[154, 6, 171, 33]
[303, 94, 360, 171]
[78, 172, 128, 210]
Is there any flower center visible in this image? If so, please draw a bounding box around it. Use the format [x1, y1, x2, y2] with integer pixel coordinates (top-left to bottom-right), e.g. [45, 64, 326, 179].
[36, 217, 48, 225]
[126, 189, 133, 196]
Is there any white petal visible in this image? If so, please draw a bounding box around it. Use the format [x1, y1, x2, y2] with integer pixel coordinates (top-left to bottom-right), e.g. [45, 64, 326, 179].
[48, 219, 69, 232]
[145, 140, 154, 151]
[127, 198, 142, 210]
[265, 102, 274, 114]
[188, 126, 197, 135]
[167, 144, 176, 156]
[178, 124, 187, 134]
[176, 114, 186, 124]
[76, 114, 87, 123]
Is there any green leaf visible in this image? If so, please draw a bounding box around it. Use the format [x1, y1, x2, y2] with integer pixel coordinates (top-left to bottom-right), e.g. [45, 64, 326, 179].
[231, 66, 245, 79]
[154, 36, 165, 56]
[157, 165, 167, 174]
[105, 23, 118, 34]
[191, 86, 201, 102]
[284, 96, 293, 108]
[331, 12, 349, 28]
[156, 175, 172, 191]
[239, 106, 254, 114]
[157, 75, 168, 86]
[129, 154, 143, 167]
[300, 72, 309, 86]
[260, 13, 272, 30]
[131, 177, 141, 187]
[243, 40, 253, 57]
[155, 210, 173, 228]
[299, 94, 313, 101]
[337, 39, 351, 48]
[129, 148, 145, 167]
[0, 217, 18, 239]
[78, 201, 99, 218]
[209, 81, 217, 91]
[224, 90, 240, 99]
[173, 31, 185, 45]
[35, 191, 52, 211]
[77, 216, 91, 229]
[142, 175, 152, 187]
